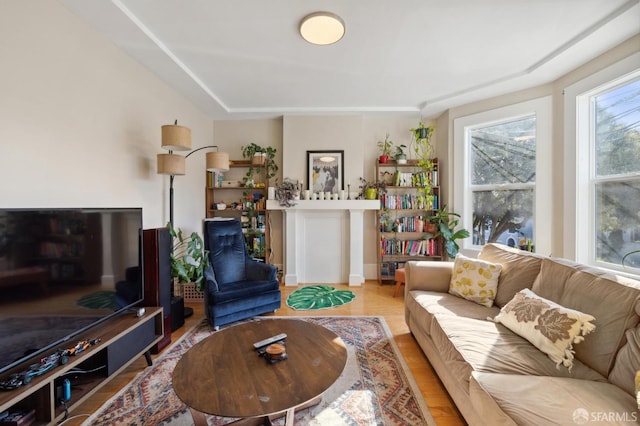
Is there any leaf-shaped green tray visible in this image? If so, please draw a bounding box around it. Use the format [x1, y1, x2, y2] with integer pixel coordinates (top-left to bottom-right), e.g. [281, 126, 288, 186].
[286, 285, 356, 310]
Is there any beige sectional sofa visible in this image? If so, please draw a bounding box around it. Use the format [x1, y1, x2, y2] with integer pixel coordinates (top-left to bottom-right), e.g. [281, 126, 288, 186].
[405, 243, 640, 425]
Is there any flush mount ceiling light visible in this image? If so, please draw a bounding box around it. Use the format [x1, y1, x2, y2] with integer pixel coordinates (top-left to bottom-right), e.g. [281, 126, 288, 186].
[299, 12, 345, 45]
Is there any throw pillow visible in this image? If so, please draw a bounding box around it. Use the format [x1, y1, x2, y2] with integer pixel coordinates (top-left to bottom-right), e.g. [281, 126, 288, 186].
[448, 254, 502, 307]
[492, 288, 596, 369]
[636, 370, 640, 409]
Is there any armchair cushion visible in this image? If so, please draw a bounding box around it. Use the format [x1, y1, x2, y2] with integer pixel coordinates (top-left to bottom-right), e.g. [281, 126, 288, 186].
[210, 279, 280, 304]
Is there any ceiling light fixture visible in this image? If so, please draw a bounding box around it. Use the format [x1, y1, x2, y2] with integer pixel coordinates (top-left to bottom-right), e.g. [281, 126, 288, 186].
[299, 12, 345, 45]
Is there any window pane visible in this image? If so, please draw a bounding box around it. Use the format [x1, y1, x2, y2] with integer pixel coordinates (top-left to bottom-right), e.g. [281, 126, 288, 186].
[472, 189, 534, 248]
[469, 116, 536, 185]
[595, 180, 640, 266]
[595, 79, 640, 176]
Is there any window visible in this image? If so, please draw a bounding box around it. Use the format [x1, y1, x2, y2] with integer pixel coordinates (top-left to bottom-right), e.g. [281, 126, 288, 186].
[591, 78, 640, 270]
[469, 116, 536, 249]
[454, 97, 552, 255]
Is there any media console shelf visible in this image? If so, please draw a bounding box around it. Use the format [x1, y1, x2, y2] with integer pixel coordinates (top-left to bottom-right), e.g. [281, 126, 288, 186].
[0, 307, 163, 425]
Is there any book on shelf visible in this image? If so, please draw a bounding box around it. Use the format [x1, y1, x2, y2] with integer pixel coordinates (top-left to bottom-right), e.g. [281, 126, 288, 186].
[380, 237, 439, 257]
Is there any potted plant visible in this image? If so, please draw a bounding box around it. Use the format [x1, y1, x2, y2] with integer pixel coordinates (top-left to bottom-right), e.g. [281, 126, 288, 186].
[167, 222, 210, 292]
[377, 133, 393, 164]
[241, 143, 278, 185]
[410, 122, 435, 172]
[358, 177, 386, 200]
[275, 178, 300, 207]
[429, 205, 470, 260]
[394, 144, 407, 164]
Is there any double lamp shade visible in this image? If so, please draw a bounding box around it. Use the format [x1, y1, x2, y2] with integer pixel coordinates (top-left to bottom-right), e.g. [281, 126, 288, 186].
[157, 123, 229, 175]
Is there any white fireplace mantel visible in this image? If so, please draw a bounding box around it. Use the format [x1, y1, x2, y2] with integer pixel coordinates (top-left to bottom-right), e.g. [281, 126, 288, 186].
[266, 200, 380, 286]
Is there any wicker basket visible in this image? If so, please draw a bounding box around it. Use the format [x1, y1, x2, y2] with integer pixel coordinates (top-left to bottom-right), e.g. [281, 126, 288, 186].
[176, 282, 205, 302]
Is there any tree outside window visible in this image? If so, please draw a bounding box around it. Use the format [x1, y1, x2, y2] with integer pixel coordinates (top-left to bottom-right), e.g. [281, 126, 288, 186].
[593, 78, 640, 269]
[469, 116, 536, 249]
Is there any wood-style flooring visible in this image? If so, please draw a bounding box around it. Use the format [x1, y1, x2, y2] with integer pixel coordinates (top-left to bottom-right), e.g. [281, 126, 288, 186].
[65, 281, 465, 425]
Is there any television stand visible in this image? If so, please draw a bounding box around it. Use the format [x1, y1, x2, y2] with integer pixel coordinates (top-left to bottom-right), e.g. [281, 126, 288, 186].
[0, 307, 163, 424]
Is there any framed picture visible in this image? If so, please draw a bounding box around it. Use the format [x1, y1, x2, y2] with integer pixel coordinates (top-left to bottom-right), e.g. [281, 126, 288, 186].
[307, 150, 344, 194]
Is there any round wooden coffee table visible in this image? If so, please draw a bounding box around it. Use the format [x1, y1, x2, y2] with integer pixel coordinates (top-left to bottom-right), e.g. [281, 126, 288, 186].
[172, 318, 347, 425]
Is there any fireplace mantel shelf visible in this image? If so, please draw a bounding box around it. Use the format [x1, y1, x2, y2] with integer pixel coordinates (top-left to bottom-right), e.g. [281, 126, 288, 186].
[266, 200, 380, 210]
[266, 199, 379, 286]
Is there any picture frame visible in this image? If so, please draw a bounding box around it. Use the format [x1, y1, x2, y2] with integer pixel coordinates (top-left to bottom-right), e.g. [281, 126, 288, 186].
[307, 150, 344, 194]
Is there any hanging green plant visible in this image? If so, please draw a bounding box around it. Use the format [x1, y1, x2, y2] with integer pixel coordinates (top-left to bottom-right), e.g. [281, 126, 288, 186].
[286, 285, 356, 310]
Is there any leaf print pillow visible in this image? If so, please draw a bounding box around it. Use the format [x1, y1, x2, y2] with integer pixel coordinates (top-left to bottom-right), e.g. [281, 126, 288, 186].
[492, 288, 596, 369]
[448, 253, 502, 307]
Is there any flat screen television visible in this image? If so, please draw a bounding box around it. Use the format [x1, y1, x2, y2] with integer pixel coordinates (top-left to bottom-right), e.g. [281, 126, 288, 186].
[0, 208, 143, 376]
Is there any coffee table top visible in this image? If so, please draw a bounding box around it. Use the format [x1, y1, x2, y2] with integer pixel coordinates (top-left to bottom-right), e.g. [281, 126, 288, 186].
[172, 318, 348, 419]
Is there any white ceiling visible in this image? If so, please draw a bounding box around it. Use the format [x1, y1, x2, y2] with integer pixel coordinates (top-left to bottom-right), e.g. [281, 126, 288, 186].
[62, 0, 640, 120]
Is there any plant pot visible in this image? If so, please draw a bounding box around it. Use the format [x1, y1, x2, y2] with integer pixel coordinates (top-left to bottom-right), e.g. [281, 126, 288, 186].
[396, 154, 407, 165]
[365, 188, 377, 200]
[379, 155, 389, 164]
[425, 223, 438, 234]
[416, 128, 430, 139]
[252, 152, 266, 166]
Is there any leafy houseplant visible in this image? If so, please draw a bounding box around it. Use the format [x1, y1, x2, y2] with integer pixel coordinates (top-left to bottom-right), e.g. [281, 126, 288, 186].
[377, 133, 393, 164]
[410, 121, 436, 214]
[167, 222, 210, 291]
[394, 144, 407, 164]
[429, 205, 470, 259]
[241, 143, 278, 185]
[358, 177, 386, 200]
[275, 178, 300, 207]
[410, 122, 435, 172]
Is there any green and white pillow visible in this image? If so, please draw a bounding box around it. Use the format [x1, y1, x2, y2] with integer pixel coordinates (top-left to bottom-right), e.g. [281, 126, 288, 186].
[449, 254, 502, 307]
[493, 289, 596, 369]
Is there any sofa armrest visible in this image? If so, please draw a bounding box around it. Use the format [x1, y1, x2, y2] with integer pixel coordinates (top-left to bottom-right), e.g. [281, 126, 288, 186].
[406, 260, 454, 293]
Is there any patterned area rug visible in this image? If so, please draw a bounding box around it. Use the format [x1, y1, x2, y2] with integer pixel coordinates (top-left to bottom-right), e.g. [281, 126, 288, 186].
[84, 316, 435, 425]
[286, 285, 356, 310]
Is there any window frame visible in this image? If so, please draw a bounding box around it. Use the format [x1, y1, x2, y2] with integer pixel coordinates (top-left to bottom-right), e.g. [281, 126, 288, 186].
[453, 97, 553, 256]
[564, 52, 640, 271]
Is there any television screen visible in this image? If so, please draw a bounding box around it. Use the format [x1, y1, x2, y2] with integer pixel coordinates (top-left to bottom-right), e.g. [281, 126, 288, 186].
[0, 208, 143, 376]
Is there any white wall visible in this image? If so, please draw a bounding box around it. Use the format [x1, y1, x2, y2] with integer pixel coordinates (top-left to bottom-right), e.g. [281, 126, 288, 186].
[212, 115, 434, 277]
[443, 34, 639, 258]
[0, 1, 212, 235]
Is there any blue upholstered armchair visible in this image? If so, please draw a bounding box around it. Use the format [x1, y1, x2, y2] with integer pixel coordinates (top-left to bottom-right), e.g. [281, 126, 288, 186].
[202, 219, 281, 328]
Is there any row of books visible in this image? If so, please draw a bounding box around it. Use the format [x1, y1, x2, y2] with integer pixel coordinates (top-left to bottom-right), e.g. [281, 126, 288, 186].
[380, 193, 438, 210]
[384, 170, 439, 187]
[381, 215, 431, 233]
[380, 237, 440, 257]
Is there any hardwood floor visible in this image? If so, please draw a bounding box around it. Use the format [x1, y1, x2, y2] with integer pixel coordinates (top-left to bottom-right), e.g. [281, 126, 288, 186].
[65, 281, 465, 425]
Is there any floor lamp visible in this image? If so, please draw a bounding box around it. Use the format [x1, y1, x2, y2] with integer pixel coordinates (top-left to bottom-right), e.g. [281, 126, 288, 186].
[156, 121, 230, 227]
[156, 121, 230, 320]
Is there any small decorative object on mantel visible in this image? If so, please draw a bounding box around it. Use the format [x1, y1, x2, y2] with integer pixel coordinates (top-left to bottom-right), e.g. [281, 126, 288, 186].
[275, 178, 300, 207]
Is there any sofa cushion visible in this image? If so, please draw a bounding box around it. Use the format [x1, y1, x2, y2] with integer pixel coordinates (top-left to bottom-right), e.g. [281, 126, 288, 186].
[532, 257, 640, 376]
[470, 372, 639, 426]
[609, 325, 640, 396]
[448, 254, 502, 307]
[492, 288, 596, 369]
[430, 313, 605, 382]
[478, 243, 545, 307]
